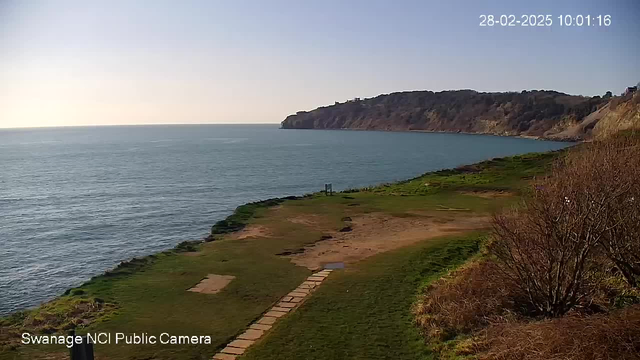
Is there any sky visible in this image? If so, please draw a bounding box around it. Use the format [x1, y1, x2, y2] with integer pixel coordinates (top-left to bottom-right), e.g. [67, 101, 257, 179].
[1, 0, 639, 128]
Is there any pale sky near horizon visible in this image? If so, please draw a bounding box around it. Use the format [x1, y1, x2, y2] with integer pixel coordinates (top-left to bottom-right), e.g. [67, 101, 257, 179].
[1, 0, 639, 129]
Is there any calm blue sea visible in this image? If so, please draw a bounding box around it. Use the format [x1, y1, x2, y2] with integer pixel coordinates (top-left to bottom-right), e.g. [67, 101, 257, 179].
[0, 125, 571, 315]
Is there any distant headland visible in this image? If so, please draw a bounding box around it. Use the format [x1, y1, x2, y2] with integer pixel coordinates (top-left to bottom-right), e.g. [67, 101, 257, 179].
[281, 88, 640, 141]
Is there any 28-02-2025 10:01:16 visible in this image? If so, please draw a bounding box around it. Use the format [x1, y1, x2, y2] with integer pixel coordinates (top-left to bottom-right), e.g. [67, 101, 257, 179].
[479, 14, 611, 27]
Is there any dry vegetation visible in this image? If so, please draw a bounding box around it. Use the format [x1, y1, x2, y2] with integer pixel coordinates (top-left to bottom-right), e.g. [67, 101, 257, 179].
[415, 260, 521, 341]
[415, 131, 640, 359]
[477, 305, 640, 360]
[0, 297, 116, 351]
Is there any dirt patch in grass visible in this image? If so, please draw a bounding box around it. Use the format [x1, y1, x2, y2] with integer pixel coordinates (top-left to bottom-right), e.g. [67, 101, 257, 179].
[230, 225, 271, 240]
[286, 213, 490, 270]
[187, 274, 236, 294]
[286, 214, 321, 227]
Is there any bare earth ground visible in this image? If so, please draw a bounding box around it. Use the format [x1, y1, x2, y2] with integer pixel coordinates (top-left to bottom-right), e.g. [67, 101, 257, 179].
[285, 213, 490, 270]
[286, 214, 323, 227]
[230, 224, 272, 239]
[187, 274, 236, 294]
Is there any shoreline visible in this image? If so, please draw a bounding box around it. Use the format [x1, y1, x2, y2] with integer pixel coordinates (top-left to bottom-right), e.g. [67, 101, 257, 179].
[279, 126, 581, 142]
[0, 140, 571, 318]
[0, 197, 305, 318]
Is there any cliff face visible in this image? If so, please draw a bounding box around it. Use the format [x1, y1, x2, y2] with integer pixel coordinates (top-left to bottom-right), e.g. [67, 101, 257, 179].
[281, 90, 639, 140]
[546, 92, 640, 140]
[593, 92, 640, 139]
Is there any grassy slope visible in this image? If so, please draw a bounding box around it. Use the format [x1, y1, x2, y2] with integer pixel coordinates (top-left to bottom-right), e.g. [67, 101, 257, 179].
[243, 235, 482, 360]
[369, 150, 560, 196]
[0, 150, 564, 360]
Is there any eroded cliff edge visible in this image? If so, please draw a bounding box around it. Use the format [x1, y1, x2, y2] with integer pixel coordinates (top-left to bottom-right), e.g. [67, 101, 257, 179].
[281, 90, 640, 141]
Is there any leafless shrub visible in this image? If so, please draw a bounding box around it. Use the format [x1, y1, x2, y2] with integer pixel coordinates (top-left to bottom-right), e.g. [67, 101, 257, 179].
[417, 133, 640, 359]
[490, 185, 605, 316]
[589, 135, 640, 287]
[489, 134, 640, 316]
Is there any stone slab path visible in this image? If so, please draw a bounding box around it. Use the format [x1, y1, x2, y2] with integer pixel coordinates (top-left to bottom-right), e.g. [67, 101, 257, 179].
[212, 269, 333, 360]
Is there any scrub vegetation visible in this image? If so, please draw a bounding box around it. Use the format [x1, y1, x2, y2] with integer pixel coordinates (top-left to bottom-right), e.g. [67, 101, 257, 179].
[415, 131, 640, 360]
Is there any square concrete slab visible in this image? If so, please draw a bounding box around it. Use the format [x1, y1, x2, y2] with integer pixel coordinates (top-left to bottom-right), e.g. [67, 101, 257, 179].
[271, 306, 291, 312]
[257, 316, 278, 325]
[214, 353, 237, 360]
[290, 297, 304, 303]
[307, 276, 325, 281]
[278, 302, 297, 308]
[229, 339, 254, 349]
[281, 296, 293, 302]
[238, 329, 264, 340]
[221, 346, 245, 355]
[302, 281, 317, 287]
[250, 323, 272, 331]
[188, 274, 236, 294]
[288, 291, 307, 297]
[265, 310, 287, 318]
[294, 288, 310, 294]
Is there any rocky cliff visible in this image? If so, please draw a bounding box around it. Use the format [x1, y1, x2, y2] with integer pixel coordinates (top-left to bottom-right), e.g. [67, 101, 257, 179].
[281, 90, 640, 140]
[545, 91, 640, 140]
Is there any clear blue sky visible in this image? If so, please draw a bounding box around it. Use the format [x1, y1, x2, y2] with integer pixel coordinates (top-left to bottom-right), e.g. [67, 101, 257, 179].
[1, 0, 639, 128]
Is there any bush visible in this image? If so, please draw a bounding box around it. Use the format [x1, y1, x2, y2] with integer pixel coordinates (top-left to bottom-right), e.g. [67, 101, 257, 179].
[416, 134, 640, 359]
[489, 189, 604, 317]
[587, 135, 640, 287]
[489, 135, 640, 316]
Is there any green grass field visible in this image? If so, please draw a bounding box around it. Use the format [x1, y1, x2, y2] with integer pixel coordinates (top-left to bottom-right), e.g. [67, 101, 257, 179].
[243, 235, 482, 360]
[0, 150, 564, 360]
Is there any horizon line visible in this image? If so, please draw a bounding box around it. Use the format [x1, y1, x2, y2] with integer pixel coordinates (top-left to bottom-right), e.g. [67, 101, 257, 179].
[0, 122, 283, 130]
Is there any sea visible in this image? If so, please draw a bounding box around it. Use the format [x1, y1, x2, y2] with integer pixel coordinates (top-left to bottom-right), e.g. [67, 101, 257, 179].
[0, 124, 572, 315]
